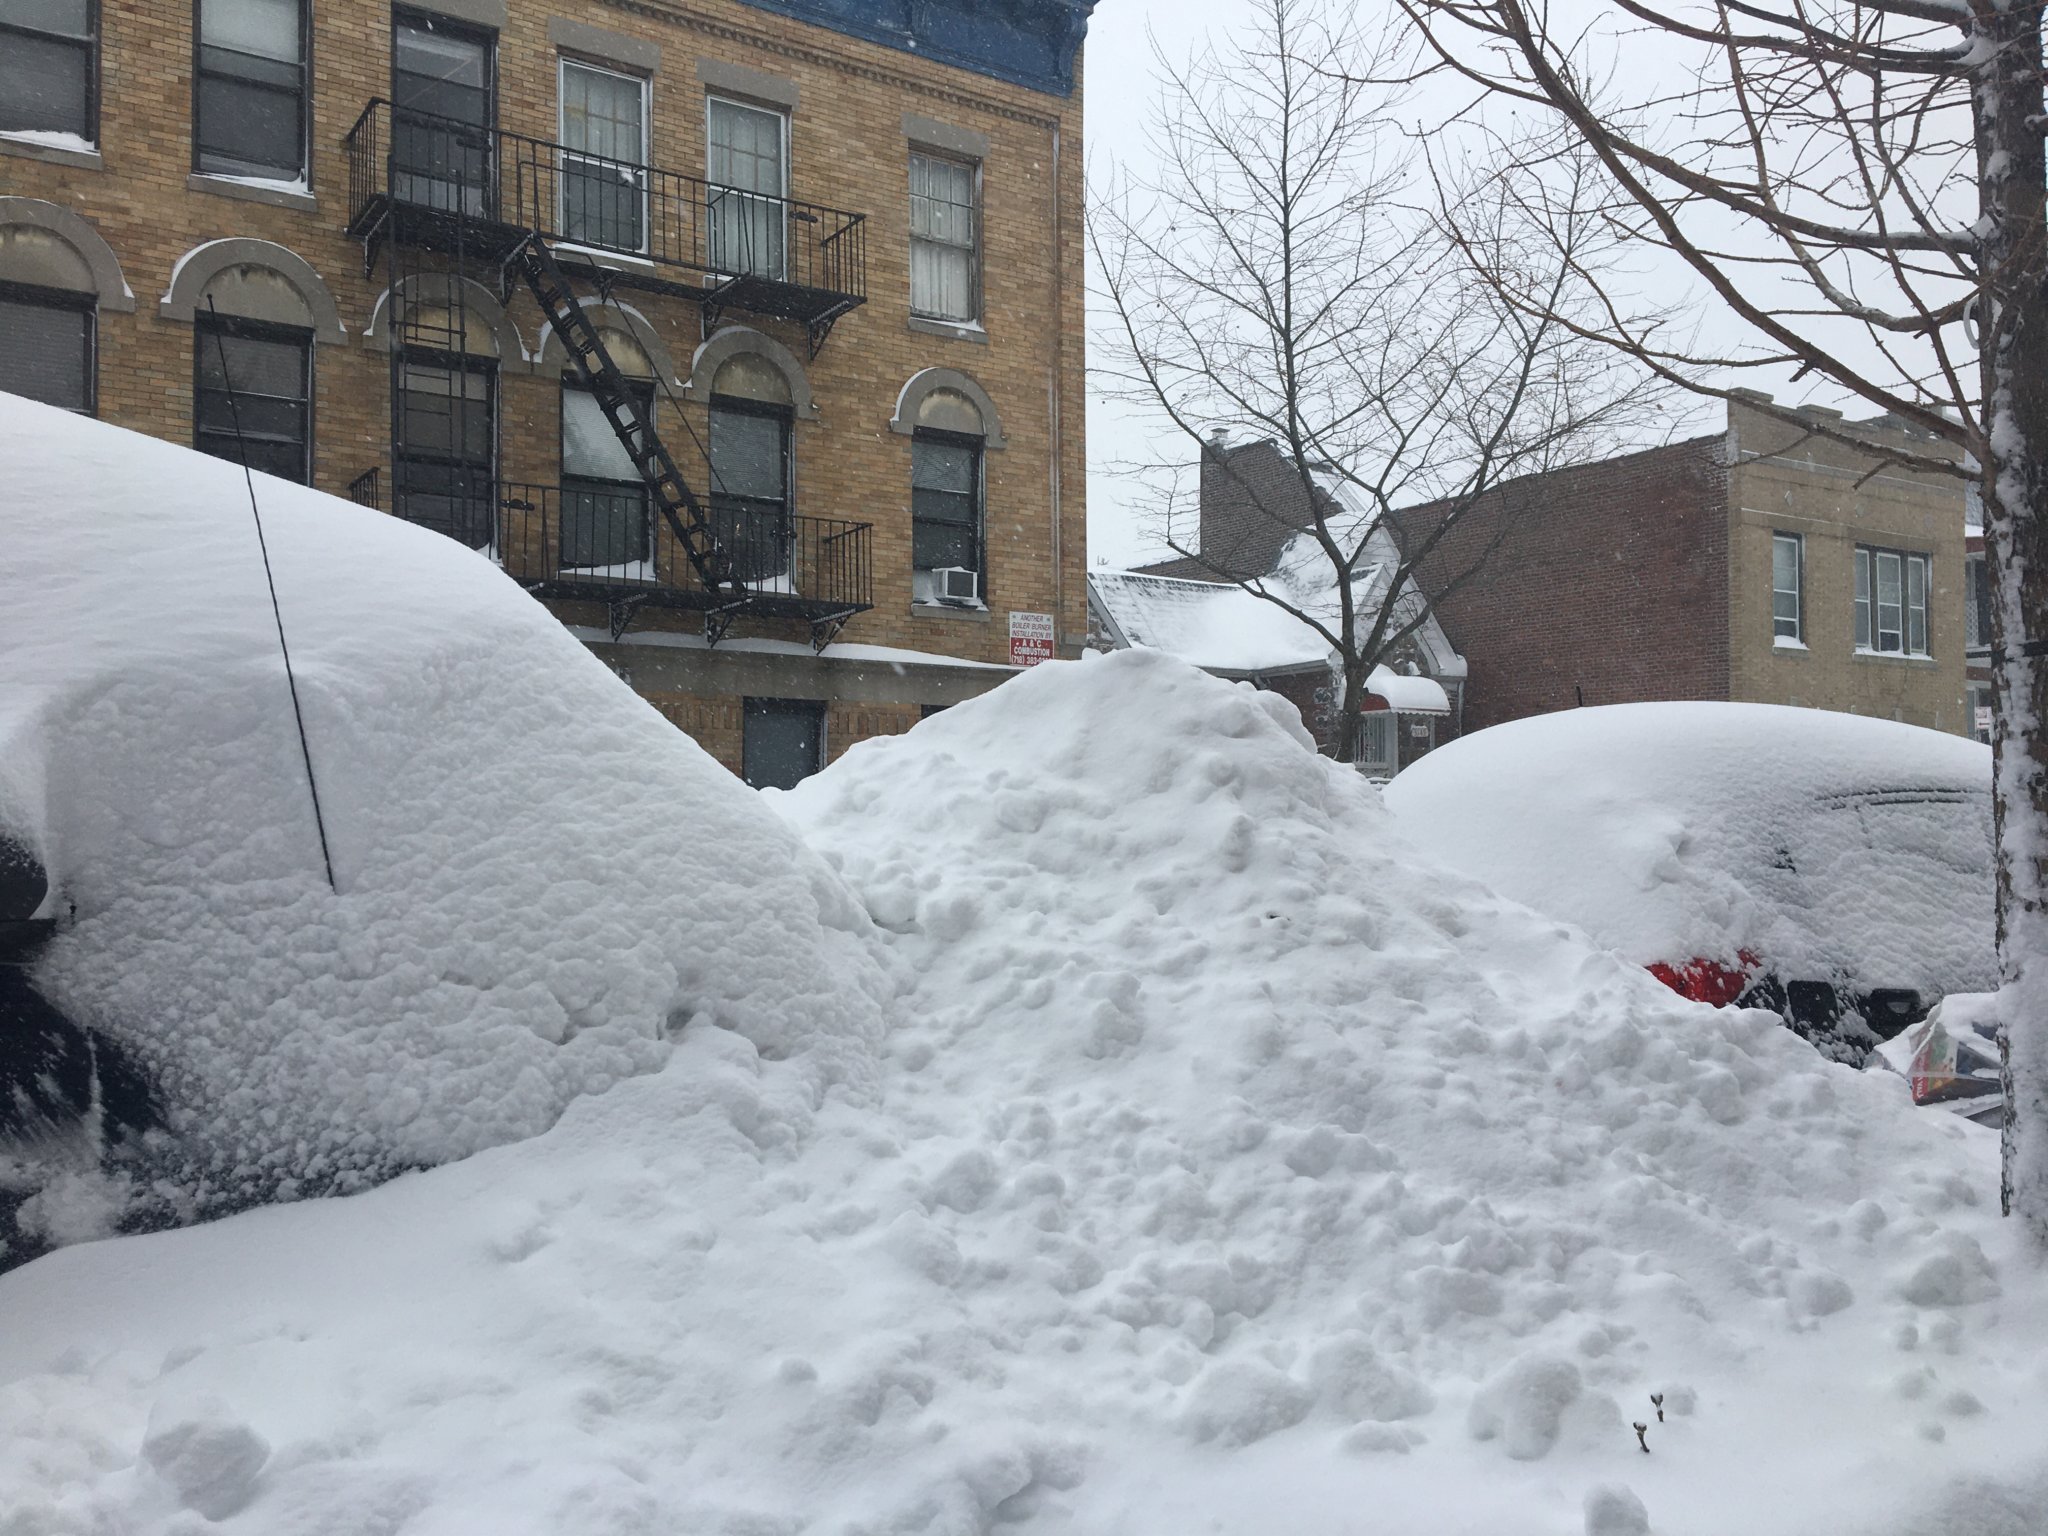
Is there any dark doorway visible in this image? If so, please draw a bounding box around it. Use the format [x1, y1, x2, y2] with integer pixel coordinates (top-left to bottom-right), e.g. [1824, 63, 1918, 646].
[743, 698, 824, 790]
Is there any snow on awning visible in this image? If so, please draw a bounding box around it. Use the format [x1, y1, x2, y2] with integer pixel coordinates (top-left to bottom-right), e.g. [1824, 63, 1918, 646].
[1362, 666, 1449, 714]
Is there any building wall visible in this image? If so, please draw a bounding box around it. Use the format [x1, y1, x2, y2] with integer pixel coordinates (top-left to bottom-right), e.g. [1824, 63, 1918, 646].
[1, 0, 1088, 768]
[1723, 396, 1970, 733]
[644, 689, 921, 775]
[1401, 436, 1734, 733]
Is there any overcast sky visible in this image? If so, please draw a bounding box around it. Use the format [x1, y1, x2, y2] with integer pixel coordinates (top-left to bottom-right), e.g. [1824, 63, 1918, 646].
[1081, 0, 1253, 571]
[1073, 0, 1935, 572]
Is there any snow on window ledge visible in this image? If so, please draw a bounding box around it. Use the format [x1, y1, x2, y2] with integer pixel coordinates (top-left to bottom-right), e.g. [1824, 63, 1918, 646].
[187, 172, 316, 209]
[911, 598, 990, 618]
[909, 314, 989, 344]
[0, 129, 101, 166]
[1852, 645, 1934, 663]
[1772, 636, 1808, 651]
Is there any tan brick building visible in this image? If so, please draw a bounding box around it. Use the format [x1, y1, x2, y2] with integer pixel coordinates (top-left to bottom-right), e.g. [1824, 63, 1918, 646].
[0, 0, 1092, 785]
[1402, 393, 1976, 738]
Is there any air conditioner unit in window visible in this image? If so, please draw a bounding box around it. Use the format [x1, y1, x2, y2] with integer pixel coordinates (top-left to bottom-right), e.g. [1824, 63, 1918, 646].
[934, 566, 980, 604]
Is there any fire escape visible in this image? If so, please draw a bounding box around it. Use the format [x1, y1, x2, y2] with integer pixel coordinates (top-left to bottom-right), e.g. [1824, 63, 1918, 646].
[341, 100, 873, 647]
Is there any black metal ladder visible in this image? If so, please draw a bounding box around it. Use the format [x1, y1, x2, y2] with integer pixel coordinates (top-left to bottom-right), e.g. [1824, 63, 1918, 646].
[505, 232, 737, 599]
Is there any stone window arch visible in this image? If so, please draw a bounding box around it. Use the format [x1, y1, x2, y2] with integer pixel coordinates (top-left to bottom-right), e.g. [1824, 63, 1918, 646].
[0, 198, 134, 313]
[684, 326, 816, 420]
[0, 199, 132, 414]
[889, 366, 1005, 449]
[364, 273, 526, 366]
[536, 302, 681, 388]
[158, 238, 345, 344]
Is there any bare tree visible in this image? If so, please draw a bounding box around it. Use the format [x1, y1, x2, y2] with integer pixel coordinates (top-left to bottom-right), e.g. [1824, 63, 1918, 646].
[1089, 0, 1667, 764]
[1399, 0, 2048, 1239]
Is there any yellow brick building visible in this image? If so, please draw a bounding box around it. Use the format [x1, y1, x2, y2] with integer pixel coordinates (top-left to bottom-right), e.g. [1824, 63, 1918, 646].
[0, 0, 1093, 785]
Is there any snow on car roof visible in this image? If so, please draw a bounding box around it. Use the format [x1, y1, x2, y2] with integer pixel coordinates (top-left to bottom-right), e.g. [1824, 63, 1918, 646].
[1382, 701, 1995, 995]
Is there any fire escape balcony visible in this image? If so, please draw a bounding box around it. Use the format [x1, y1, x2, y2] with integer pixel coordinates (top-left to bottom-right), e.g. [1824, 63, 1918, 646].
[343, 99, 868, 355]
[349, 469, 874, 646]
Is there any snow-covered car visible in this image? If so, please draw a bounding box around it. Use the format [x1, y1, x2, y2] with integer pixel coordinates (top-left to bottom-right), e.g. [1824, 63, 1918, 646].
[1, 396, 888, 1271]
[1380, 702, 1996, 1062]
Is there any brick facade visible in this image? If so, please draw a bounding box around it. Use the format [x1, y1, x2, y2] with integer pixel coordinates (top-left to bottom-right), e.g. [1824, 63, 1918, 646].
[1400, 397, 1973, 737]
[1, 0, 1090, 780]
[1723, 399, 1969, 734]
[1399, 435, 1733, 732]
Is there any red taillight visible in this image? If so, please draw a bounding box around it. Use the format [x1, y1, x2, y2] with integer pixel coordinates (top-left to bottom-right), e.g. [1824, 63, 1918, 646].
[1647, 952, 1758, 1008]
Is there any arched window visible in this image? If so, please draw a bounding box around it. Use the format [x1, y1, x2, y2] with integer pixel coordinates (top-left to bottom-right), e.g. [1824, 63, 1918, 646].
[707, 353, 795, 585]
[0, 199, 132, 416]
[891, 371, 1003, 608]
[161, 238, 342, 485]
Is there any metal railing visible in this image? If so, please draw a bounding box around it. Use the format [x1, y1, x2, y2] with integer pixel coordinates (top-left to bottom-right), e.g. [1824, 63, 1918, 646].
[347, 466, 382, 509]
[354, 473, 872, 619]
[344, 99, 868, 311]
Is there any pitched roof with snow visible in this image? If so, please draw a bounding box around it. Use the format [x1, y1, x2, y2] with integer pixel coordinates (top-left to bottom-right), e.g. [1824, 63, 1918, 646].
[1087, 570, 1331, 676]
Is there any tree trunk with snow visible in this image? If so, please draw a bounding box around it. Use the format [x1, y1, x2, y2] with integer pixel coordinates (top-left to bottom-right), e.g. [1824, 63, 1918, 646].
[1974, 3, 2048, 1235]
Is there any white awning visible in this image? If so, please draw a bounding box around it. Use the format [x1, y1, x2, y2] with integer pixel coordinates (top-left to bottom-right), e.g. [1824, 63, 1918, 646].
[1363, 666, 1449, 714]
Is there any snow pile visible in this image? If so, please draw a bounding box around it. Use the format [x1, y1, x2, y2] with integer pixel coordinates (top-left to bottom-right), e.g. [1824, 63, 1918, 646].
[1383, 702, 1996, 998]
[2, 647, 2045, 1534]
[0, 397, 887, 1252]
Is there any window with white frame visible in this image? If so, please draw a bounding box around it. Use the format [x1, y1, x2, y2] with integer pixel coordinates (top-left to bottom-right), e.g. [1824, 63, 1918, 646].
[909, 150, 979, 322]
[706, 95, 786, 280]
[0, 0, 97, 142]
[1854, 545, 1931, 656]
[1772, 532, 1803, 643]
[194, 0, 307, 179]
[560, 58, 646, 252]
[1356, 712, 1396, 776]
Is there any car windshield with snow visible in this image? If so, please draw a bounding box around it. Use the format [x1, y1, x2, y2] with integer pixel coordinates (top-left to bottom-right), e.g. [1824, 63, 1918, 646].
[1381, 702, 1996, 1063]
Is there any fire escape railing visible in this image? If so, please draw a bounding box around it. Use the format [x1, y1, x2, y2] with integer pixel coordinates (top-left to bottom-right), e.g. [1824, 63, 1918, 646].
[346, 474, 871, 638]
[344, 102, 873, 645]
[343, 98, 867, 344]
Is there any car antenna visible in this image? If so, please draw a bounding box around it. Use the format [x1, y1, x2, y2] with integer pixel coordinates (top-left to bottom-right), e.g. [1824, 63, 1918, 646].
[204, 295, 337, 894]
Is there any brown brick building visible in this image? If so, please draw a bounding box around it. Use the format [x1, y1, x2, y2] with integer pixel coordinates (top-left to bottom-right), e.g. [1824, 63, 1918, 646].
[1401, 394, 1976, 738]
[0, 0, 1092, 785]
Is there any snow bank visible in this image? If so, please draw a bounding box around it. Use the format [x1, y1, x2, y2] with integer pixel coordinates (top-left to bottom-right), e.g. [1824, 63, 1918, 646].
[1382, 702, 1996, 998]
[0, 397, 887, 1251]
[2, 647, 2044, 1535]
